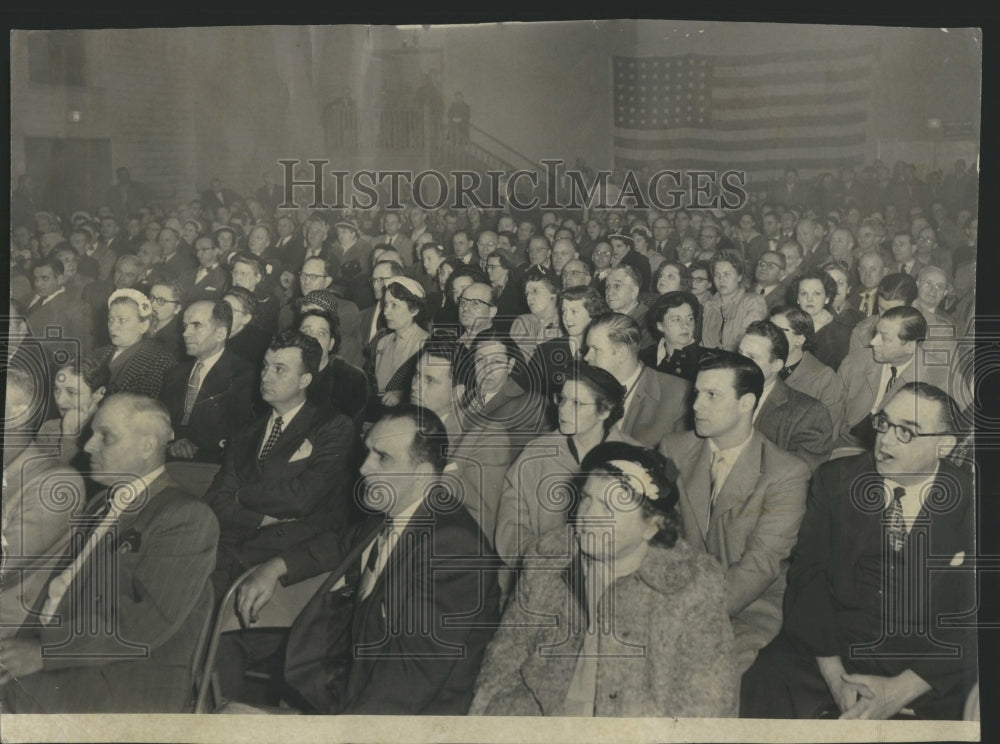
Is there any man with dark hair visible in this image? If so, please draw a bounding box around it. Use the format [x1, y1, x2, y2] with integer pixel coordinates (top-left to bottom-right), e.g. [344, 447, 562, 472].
[157, 226, 197, 279]
[837, 305, 957, 452]
[584, 312, 690, 447]
[205, 329, 358, 596]
[27, 256, 91, 358]
[742, 382, 976, 720]
[298, 307, 369, 430]
[161, 300, 255, 464]
[185, 235, 229, 302]
[235, 405, 501, 714]
[738, 321, 834, 471]
[223, 287, 270, 368]
[848, 272, 920, 353]
[658, 351, 810, 674]
[751, 251, 791, 312]
[148, 279, 187, 360]
[231, 251, 279, 336]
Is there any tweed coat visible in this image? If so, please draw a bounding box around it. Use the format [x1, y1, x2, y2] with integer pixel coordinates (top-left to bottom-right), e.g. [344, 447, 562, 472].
[469, 528, 738, 717]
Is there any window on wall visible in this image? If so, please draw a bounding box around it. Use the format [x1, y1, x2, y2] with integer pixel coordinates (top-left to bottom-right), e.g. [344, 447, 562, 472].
[27, 30, 86, 86]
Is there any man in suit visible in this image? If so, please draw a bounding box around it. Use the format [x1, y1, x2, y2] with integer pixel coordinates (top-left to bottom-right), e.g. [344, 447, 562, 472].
[848, 252, 888, 318]
[890, 231, 921, 276]
[147, 279, 187, 360]
[584, 312, 690, 448]
[161, 300, 255, 464]
[156, 226, 197, 280]
[1, 393, 218, 713]
[201, 177, 240, 213]
[99, 215, 132, 259]
[658, 351, 810, 674]
[737, 321, 834, 471]
[184, 235, 230, 302]
[457, 333, 549, 539]
[796, 218, 830, 274]
[26, 256, 91, 358]
[837, 306, 957, 452]
[1, 368, 86, 634]
[742, 382, 976, 719]
[235, 405, 501, 714]
[204, 329, 358, 598]
[376, 211, 415, 267]
[751, 251, 793, 312]
[104, 167, 152, 219]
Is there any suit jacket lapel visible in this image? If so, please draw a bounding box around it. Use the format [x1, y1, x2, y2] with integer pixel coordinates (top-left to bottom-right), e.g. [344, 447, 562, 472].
[622, 367, 652, 431]
[684, 437, 714, 541]
[195, 353, 232, 405]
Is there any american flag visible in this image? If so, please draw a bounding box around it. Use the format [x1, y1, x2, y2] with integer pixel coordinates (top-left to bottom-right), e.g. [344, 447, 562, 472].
[613, 45, 875, 187]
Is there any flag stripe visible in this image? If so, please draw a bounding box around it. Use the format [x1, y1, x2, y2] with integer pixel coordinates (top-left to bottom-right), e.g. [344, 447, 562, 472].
[613, 154, 866, 173]
[712, 90, 870, 110]
[615, 111, 867, 135]
[705, 44, 875, 67]
[614, 132, 866, 151]
[712, 65, 873, 88]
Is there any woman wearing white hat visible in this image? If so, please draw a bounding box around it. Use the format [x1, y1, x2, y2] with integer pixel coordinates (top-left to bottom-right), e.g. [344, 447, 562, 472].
[85, 288, 177, 398]
[367, 276, 430, 414]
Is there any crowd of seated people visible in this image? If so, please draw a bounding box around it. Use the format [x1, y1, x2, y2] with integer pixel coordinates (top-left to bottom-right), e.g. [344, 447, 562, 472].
[1, 158, 978, 720]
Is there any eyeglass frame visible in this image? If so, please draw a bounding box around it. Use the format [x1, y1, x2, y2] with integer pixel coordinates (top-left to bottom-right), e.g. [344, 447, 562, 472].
[458, 296, 494, 310]
[149, 295, 180, 306]
[872, 411, 952, 444]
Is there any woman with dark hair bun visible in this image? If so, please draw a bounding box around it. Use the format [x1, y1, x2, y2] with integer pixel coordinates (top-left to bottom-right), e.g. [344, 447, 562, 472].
[474, 440, 737, 718]
[794, 269, 852, 369]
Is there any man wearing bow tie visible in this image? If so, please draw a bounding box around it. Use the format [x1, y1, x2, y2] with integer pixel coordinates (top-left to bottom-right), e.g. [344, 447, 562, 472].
[742, 382, 976, 720]
[1, 393, 218, 712]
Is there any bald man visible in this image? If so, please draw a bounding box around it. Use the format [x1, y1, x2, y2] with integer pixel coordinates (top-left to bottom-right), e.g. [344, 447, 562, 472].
[1, 393, 219, 713]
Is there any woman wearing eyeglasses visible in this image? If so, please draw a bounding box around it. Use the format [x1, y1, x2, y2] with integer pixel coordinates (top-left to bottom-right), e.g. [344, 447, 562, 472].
[474, 440, 737, 718]
[86, 288, 177, 398]
[494, 363, 638, 573]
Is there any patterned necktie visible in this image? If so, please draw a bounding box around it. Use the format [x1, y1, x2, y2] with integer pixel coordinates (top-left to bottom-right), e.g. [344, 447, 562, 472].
[259, 415, 283, 460]
[860, 293, 870, 316]
[885, 365, 899, 398]
[886, 486, 906, 552]
[181, 361, 203, 426]
[759, 286, 766, 295]
[358, 527, 389, 600]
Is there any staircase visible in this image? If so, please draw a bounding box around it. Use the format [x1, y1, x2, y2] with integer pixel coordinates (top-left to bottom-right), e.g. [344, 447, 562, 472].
[322, 106, 541, 201]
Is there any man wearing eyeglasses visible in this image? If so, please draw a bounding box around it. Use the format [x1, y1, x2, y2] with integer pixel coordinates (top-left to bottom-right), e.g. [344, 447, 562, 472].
[751, 251, 790, 312]
[148, 279, 187, 360]
[743, 382, 975, 720]
[184, 235, 229, 302]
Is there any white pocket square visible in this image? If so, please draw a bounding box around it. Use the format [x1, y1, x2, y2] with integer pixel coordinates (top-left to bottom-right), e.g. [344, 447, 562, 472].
[289, 439, 313, 462]
[949, 551, 966, 567]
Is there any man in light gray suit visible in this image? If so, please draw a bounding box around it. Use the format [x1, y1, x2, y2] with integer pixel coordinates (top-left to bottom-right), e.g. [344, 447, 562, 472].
[659, 351, 810, 674]
[584, 312, 691, 448]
